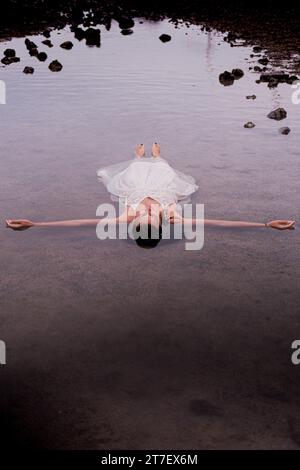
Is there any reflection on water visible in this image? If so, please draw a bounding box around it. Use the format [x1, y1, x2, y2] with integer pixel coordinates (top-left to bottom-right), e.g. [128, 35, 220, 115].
[0, 19, 300, 449]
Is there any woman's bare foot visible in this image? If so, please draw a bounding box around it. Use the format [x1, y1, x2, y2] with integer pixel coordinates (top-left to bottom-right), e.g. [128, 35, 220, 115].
[135, 143, 145, 158]
[152, 142, 161, 158]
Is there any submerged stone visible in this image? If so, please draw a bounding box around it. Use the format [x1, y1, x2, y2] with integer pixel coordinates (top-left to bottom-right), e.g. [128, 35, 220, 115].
[49, 60, 63, 72]
[258, 57, 269, 65]
[232, 68, 244, 79]
[244, 122, 255, 128]
[159, 34, 171, 43]
[267, 108, 287, 120]
[60, 41, 73, 50]
[37, 52, 47, 61]
[260, 72, 289, 83]
[42, 39, 53, 48]
[1, 57, 12, 65]
[73, 27, 85, 41]
[279, 127, 291, 135]
[23, 66, 34, 74]
[29, 48, 38, 57]
[1, 56, 20, 65]
[267, 79, 278, 88]
[85, 28, 101, 46]
[120, 29, 133, 35]
[118, 17, 135, 29]
[4, 48, 16, 58]
[219, 70, 235, 86]
[25, 38, 37, 50]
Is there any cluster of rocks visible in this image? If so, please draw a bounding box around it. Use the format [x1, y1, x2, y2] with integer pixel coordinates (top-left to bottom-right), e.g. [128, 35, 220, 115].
[25, 38, 47, 61]
[258, 72, 298, 88]
[72, 26, 101, 46]
[1, 0, 300, 77]
[1, 10, 174, 76]
[244, 108, 290, 134]
[1, 48, 20, 65]
[219, 68, 244, 86]
[24, 36, 63, 72]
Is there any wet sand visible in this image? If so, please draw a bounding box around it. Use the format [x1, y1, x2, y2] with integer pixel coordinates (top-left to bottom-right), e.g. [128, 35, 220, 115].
[0, 17, 300, 449]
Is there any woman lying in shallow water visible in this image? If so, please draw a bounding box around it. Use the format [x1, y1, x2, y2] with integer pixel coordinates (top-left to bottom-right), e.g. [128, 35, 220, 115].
[6, 143, 295, 248]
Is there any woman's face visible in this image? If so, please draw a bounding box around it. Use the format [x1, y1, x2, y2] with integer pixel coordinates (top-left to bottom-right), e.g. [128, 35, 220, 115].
[135, 203, 161, 228]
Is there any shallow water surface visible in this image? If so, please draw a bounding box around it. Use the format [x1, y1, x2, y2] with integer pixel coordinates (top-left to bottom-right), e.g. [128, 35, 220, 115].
[0, 19, 300, 449]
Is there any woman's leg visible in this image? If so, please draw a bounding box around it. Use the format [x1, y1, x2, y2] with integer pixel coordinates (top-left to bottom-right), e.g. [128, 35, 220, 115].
[135, 143, 145, 158]
[151, 142, 161, 159]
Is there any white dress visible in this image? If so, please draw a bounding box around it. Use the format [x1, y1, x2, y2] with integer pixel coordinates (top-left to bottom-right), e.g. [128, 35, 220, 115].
[97, 157, 198, 210]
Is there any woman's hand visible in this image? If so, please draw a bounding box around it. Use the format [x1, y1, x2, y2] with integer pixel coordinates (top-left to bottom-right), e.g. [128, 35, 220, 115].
[266, 220, 295, 230]
[5, 219, 34, 231]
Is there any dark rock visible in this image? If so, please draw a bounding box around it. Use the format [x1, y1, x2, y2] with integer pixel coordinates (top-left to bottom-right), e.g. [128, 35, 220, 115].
[118, 17, 135, 30]
[43, 30, 51, 38]
[120, 29, 133, 35]
[219, 70, 235, 86]
[232, 68, 244, 79]
[267, 107, 287, 120]
[23, 66, 34, 74]
[25, 38, 37, 50]
[60, 41, 73, 50]
[268, 79, 278, 88]
[29, 48, 38, 57]
[1, 57, 12, 65]
[258, 57, 269, 65]
[83, 19, 92, 28]
[246, 95, 256, 99]
[1, 56, 20, 65]
[224, 31, 238, 43]
[103, 16, 112, 31]
[253, 46, 263, 53]
[244, 121, 255, 128]
[49, 60, 63, 72]
[287, 75, 298, 84]
[73, 27, 85, 41]
[260, 72, 289, 83]
[279, 127, 291, 135]
[254, 66, 262, 72]
[37, 52, 47, 62]
[42, 40, 53, 48]
[4, 48, 15, 58]
[85, 28, 101, 47]
[159, 34, 171, 43]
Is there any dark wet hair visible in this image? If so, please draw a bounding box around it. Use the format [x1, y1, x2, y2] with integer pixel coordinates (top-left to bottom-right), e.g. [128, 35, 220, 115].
[134, 223, 162, 249]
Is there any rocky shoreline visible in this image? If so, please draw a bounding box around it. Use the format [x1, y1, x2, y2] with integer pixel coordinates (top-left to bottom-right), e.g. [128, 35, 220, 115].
[0, 1, 300, 70]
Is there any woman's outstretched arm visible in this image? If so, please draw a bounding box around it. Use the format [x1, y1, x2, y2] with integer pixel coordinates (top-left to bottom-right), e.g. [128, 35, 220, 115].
[203, 219, 295, 229]
[171, 215, 295, 230]
[5, 212, 129, 231]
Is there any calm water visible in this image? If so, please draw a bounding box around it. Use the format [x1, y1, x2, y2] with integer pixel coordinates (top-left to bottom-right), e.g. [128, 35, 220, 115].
[0, 19, 300, 449]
